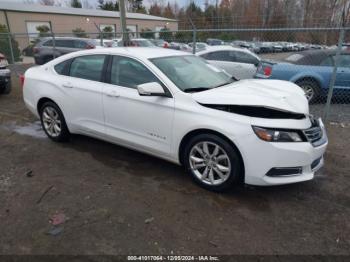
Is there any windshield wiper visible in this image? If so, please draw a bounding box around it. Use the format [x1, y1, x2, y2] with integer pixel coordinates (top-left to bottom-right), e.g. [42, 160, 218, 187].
[183, 87, 212, 93]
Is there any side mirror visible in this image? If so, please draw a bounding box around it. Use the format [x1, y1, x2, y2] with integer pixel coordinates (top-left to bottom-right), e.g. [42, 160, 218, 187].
[137, 82, 165, 96]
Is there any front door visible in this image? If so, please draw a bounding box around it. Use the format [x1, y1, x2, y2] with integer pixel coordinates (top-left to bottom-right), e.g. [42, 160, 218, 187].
[102, 55, 175, 156]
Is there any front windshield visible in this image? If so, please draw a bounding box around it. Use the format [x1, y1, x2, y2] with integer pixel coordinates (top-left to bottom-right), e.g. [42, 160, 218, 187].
[150, 55, 233, 92]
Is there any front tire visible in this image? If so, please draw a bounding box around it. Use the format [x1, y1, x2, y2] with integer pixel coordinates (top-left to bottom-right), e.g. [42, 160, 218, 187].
[40, 101, 70, 142]
[183, 134, 243, 192]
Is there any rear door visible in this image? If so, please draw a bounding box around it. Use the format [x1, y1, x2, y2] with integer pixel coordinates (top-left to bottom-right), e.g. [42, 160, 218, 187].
[55, 54, 107, 135]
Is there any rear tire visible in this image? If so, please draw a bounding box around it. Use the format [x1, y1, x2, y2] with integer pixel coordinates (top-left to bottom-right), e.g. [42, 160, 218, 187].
[183, 134, 243, 192]
[296, 79, 320, 103]
[40, 101, 70, 142]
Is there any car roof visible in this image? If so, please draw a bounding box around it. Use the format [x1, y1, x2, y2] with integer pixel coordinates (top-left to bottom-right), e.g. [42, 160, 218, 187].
[55, 47, 189, 61]
[40, 36, 93, 41]
[284, 49, 350, 65]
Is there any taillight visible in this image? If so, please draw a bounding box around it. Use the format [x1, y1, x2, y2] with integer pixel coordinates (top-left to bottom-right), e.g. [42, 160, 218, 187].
[264, 66, 272, 77]
[163, 42, 168, 48]
[19, 74, 25, 88]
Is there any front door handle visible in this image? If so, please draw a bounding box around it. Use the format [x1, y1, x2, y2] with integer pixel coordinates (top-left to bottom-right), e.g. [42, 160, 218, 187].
[106, 90, 120, 98]
[62, 83, 73, 88]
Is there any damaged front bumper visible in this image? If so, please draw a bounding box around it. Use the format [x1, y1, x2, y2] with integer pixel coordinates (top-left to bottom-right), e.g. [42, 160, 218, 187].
[238, 118, 328, 186]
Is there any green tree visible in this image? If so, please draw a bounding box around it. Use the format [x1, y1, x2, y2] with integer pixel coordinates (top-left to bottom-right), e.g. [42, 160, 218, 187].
[0, 24, 21, 62]
[72, 27, 88, 38]
[98, 0, 119, 11]
[101, 26, 114, 39]
[36, 25, 51, 38]
[159, 27, 172, 41]
[71, 0, 82, 8]
[140, 28, 154, 39]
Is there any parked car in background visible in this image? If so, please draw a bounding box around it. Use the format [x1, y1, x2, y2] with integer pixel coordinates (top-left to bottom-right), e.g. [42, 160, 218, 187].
[188, 42, 209, 52]
[257, 42, 274, 53]
[112, 38, 156, 47]
[272, 42, 283, 52]
[149, 39, 169, 48]
[94, 39, 118, 48]
[231, 41, 260, 54]
[168, 42, 192, 52]
[196, 46, 261, 79]
[207, 38, 224, 46]
[0, 53, 11, 94]
[342, 43, 350, 51]
[23, 47, 327, 191]
[255, 50, 350, 103]
[33, 37, 99, 65]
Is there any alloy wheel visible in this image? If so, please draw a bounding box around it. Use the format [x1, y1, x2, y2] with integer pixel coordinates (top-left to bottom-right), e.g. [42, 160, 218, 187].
[301, 84, 315, 101]
[42, 106, 62, 137]
[189, 141, 231, 186]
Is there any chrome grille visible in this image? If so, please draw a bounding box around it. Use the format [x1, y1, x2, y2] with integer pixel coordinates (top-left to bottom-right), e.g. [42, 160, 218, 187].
[303, 118, 323, 144]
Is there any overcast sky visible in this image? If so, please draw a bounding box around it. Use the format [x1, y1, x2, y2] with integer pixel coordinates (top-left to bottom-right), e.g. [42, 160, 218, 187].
[0, 0, 209, 9]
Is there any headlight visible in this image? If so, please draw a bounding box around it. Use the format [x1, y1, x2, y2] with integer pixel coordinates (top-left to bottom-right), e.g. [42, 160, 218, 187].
[252, 126, 303, 142]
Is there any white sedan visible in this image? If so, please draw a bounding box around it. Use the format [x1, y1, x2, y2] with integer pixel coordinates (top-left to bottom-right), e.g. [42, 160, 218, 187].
[196, 45, 261, 79]
[23, 48, 327, 191]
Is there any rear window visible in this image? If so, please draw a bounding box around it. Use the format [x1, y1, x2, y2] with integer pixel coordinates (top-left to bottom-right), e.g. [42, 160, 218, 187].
[69, 55, 106, 82]
[285, 54, 304, 62]
[54, 60, 70, 75]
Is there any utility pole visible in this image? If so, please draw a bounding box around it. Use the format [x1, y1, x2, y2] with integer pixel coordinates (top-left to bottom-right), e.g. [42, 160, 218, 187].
[119, 0, 129, 46]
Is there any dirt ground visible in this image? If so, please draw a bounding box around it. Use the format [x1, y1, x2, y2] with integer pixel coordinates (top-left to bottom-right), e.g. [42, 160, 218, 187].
[0, 66, 350, 256]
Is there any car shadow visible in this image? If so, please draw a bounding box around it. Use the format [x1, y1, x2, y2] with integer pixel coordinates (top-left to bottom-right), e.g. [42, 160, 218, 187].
[62, 134, 320, 208]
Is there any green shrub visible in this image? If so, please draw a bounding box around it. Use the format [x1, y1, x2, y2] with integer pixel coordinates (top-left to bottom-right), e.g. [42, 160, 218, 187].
[0, 24, 21, 62]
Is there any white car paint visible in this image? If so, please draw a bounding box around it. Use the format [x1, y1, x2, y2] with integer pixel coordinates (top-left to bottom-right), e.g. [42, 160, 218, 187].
[196, 45, 260, 79]
[23, 47, 327, 187]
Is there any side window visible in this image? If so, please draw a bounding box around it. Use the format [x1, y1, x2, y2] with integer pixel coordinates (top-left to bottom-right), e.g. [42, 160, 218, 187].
[74, 40, 87, 49]
[43, 40, 53, 47]
[110, 56, 161, 89]
[320, 56, 333, 66]
[206, 51, 230, 61]
[337, 55, 350, 68]
[69, 55, 106, 81]
[234, 51, 259, 64]
[54, 59, 70, 75]
[56, 40, 74, 48]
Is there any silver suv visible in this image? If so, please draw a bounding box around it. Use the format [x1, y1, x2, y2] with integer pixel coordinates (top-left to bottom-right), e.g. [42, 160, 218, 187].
[33, 37, 98, 65]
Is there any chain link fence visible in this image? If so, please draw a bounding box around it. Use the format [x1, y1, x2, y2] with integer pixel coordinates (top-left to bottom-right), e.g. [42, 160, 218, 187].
[1, 27, 349, 123]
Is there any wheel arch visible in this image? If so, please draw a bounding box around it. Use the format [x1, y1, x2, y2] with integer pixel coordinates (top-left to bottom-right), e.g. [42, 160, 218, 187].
[293, 75, 323, 89]
[178, 128, 245, 182]
[37, 97, 57, 115]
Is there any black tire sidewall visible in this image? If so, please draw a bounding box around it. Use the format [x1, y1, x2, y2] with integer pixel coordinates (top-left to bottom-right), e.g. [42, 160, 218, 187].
[183, 134, 243, 192]
[40, 101, 70, 142]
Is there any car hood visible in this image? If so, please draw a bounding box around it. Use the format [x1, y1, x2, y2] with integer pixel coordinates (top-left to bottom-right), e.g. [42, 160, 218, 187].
[191, 79, 309, 114]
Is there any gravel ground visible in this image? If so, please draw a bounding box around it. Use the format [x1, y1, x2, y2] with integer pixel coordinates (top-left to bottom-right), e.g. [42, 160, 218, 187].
[0, 67, 349, 257]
